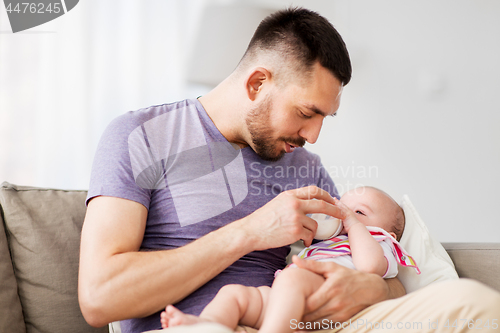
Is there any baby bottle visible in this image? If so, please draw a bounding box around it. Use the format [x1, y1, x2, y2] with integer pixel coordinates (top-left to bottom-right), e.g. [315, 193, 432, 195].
[309, 213, 343, 240]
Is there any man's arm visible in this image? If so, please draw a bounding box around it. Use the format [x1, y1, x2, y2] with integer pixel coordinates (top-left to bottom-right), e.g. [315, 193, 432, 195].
[78, 186, 342, 327]
[78, 196, 250, 327]
[292, 256, 405, 323]
[386, 277, 406, 299]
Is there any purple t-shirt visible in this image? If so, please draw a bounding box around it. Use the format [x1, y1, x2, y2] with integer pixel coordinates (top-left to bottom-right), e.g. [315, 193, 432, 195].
[87, 99, 338, 332]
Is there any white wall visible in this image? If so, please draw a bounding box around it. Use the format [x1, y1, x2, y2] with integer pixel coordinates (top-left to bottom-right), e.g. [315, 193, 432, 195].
[1, 0, 499, 242]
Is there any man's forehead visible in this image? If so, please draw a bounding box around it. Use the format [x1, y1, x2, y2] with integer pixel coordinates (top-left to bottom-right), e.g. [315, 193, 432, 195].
[310, 83, 343, 116]
[302, 92, 341, 117]
[301, 63, 344, 113]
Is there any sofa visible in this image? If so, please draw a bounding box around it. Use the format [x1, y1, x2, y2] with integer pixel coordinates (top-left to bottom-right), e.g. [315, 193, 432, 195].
[1, 182, 499, 333]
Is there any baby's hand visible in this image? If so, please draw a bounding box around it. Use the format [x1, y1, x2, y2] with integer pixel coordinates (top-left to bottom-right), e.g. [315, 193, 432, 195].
[333, 198, 362, 232]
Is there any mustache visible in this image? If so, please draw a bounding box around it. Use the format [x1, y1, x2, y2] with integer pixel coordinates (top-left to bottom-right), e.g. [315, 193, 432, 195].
[282, 137, 306, 148]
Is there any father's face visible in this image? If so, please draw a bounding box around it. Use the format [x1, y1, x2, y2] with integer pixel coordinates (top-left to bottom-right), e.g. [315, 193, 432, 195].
[245, 95, 305, 161]
[245, 63, 343, 161]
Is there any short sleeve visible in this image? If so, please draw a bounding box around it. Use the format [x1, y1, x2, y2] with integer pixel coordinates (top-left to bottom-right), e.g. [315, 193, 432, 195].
[380, 239, 399, 278]
[86, 112, 151, 209]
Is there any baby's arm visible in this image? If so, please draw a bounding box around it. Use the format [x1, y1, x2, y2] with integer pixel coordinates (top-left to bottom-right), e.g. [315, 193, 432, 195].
[334, 198, 388, 276]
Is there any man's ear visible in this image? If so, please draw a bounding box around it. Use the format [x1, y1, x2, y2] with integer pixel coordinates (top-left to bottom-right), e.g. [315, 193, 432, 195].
[245, 67, 272, 101]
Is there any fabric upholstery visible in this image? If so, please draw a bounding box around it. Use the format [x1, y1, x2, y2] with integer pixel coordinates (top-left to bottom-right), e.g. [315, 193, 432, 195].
[0, 202, 26, 333]
[0, 182, 107, 333]
[443, 242, 500, 291]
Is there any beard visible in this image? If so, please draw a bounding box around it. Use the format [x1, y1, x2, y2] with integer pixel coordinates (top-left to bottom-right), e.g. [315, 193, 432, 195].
[245, 95, 305, 162]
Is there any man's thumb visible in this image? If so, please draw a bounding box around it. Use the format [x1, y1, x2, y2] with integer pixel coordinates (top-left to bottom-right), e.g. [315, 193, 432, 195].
[292, 255, 326, 274]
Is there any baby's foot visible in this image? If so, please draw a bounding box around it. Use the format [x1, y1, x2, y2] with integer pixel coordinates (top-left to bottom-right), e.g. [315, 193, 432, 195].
[161, 305, 208, 328]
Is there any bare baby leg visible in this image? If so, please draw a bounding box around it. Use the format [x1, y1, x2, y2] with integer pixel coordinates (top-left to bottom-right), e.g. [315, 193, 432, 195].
[161, 284, 271, 330]
[258, 267, 325, 333]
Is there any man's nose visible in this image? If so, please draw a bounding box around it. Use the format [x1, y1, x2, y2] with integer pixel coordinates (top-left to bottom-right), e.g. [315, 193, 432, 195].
[299, 118, 323, 144]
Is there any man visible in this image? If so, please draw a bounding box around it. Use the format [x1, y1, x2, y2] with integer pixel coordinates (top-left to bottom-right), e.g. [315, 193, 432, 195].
[79, 7, 499, 333]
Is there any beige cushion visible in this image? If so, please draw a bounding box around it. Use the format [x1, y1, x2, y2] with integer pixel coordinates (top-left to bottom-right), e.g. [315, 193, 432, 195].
[443, 242, 500, 291]
[0, 203, 26, 333]
[0, 182, 107, 333]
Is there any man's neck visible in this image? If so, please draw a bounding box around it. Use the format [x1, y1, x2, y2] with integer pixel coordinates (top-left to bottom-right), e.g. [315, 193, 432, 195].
[198, 78, 250, 149]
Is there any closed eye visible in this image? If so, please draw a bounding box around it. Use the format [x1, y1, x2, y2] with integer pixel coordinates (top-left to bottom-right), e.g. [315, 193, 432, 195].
[299, 110, 312, 119]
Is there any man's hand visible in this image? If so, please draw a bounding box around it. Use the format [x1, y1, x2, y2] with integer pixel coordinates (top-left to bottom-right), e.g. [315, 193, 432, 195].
[332, 197, 360, 232]
[238, 186, 342, 250]
[292, 255, 391, 323]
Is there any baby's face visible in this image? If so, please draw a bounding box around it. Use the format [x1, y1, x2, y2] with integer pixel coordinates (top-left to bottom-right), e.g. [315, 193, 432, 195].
[339, 187, 398, 238]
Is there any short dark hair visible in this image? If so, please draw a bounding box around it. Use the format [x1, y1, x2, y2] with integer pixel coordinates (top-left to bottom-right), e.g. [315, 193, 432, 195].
[241, 7, 352, 86]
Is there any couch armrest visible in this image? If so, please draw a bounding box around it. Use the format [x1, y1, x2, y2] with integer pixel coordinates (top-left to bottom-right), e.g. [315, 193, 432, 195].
[443, 243, 500, 291]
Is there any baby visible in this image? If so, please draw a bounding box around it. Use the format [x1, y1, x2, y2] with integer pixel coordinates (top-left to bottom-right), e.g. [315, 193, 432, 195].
[160, 186, 420, 333]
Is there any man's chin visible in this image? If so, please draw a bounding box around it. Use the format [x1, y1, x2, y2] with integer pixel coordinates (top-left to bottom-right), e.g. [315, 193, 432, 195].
[256, 149, 286, 162]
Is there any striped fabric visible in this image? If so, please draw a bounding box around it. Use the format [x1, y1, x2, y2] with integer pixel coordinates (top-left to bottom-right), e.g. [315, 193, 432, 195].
[297, 226, 421, 274]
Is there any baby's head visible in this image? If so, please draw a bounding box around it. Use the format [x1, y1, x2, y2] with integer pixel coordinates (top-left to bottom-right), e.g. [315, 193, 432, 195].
[340, 186, 405, 241]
